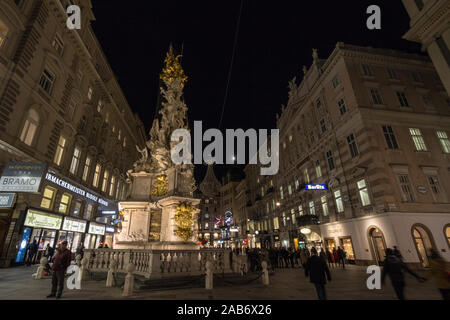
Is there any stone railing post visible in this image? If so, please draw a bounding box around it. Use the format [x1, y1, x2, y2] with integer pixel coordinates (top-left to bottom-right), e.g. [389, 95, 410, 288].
[122, 263, 135, 297]
[75, 255, 82, 268]
[35, 257, 47, 279]
[106, 259, 117, 287]
[147, 251, 162, 279]
[223, 249, 232, 273]
[205, 261, 213, 290]
[190, 251, 201, 276]
[80, 257, 89, 281]
[261, 261, 269, 285]
[123, 250, 131, 270]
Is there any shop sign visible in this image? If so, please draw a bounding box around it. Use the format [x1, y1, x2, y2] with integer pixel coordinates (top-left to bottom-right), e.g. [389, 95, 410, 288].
[88, 222, 105, 235]
[45, 172, 109, 207]
[417, 186, 427, 194]
[102, 211, 116, 215]
[327, 225, 343, 236]
[105, 226, 115, 233]
[24, 209, 63, 230]
[62, 217, 87, 233]
[0, 193, 16, 208]
[306, 184, 327, 191]
[0, 163, 46, 193]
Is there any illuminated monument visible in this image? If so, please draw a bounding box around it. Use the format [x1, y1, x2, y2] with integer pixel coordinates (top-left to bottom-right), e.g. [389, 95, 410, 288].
[114, 45, 200, 250]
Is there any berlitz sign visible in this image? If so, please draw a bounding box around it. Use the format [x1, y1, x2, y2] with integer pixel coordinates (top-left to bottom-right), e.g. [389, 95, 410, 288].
[0, 163, 46, 193]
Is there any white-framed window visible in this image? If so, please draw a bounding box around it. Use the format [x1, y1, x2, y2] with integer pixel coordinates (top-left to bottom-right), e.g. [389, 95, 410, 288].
[357, 179, 371, 206]
[102, 170, 109, 193]
[321, 196, 329, 216]
[409, 128, 427, 151]
[396, 91, 409, 107]
[362, 64, 373, 77]
[288, 185, 292, 195]
[370, 88, 383, 105]
[84, 204, 93, 220]
[39, 69, 55, 94]
[93, 163, 102, 188]
[298, 205, 304, 216]
[280, 186, 284, 200]
[73, 200, 83, 217]
[309, 201, 315, 215]
[382, 125, 399, 149]
[53, 136, 66, 166]
[0, 19, 9, 48]
[69, 147, 81, 175]
[334, 190, 344, 213]
[273, 217, 279, 230]
[304, 168, 310, 184]
[338, 98, 347, 115]
[387, 68, 398, 80]
[20, 109, 39, 146]
[52, 33, 64, 56]
[347, 133, 359, 158]
[427, 176, 441, 195]
[41, 186, 56, 209]
[437, 131, 450, 153]
[58, 193, 72, 214]
[397, 174, 415, 202]
[87, 87, 93, 100]
[82, 156, 92, 182]
[291, 209, 296, 225]
[315, 161, 322, 178]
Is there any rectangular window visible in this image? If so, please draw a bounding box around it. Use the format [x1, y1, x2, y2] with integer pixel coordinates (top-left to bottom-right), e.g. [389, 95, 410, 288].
[69, 147, 81, 175]
[304, 169, 310, 184]
[288, 185, 292, 195]
[282, 212, 286, 227]
[347, 134, 359, 158]
[76, 69, 83, 85]
[41, 186, 56, 209]
[53, 136, 66, 166]
[73, 201, 83, 217]
[87, 87, 93, 100]
[362, 64, 373, 77]
[332, 76, 340, 88]
[357, 179, 371, 206]
[409, 128, 427, 151]
[291, 209, 296, 225]
[428, 176, 440, 195]
[321, 196, 329, 216]
[370, 88, 383, 105]
[326, 150, 335, 170]
[101, 170, 109, 193]
[123, 137, 127, 148]
[316, 98, 322, 108]
[0, 20, 9, 48]
[97, 100, 103, 113]
[382, 125, 399, 149]
[298, 205, 304, 216]
[309, 201, 315, 215]
[58, 193, 72, 214]
[39, 69, 55, 94]
[109, 176, 116, 197]
[273, 217, 279, 230]
[320, 119, 327, 133]
[397, 174, 415, 202]
[82, 156, 91, 182]
[338, 98, 347, 115]
[204, 223, 209, 230]
[396, 91, 409, 107]
[437, 131, 450, 153]
[334, 190, 344, 213]
[84, 204, 93, 220]
[20, 112, 38, 146]
[67, 99, 76, 120]
[422, 95, 432, 108]
[280, 186, 284, 200]
[93, 164, 102, 188]
[315, 161, 322, 178]
[387, 68, 398, 80]
[295, 177, 300, 190]
[52, 33, 64, 56]
[411, 72, 422, 83]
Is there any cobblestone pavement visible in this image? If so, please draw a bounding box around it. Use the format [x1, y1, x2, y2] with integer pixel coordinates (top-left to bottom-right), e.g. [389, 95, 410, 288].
[0, 264, 443, 300]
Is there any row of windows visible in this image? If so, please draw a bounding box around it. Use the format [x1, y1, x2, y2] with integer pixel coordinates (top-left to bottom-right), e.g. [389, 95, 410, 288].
[383, 127, 450, 153]
[360, 63, 427, 84]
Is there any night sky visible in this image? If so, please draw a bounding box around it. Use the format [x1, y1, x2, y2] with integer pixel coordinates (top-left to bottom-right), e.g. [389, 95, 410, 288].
[91, 0, 422, 182]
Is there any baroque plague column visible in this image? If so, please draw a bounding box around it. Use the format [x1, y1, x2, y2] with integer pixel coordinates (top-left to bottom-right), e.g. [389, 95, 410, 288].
[114, 46, 199, 250]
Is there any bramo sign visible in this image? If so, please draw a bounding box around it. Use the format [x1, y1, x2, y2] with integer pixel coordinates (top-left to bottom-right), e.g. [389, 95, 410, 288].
[0, 163, 46, 193]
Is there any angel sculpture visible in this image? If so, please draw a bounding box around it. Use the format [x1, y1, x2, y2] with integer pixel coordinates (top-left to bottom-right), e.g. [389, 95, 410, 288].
[135, 145, 149, 165]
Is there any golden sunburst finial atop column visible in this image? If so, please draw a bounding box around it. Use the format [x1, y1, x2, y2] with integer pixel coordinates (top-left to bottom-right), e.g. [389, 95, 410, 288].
[160, 44, 188, 87]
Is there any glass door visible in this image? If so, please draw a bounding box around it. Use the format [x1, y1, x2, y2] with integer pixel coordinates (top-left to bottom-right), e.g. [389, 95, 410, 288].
[340, 237, 355, 263]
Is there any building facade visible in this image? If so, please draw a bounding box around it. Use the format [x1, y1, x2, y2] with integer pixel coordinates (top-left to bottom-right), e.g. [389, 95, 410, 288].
[0, 0, 146, 267]
[402, 0, 450, 96]
[275, 43, 450, 267]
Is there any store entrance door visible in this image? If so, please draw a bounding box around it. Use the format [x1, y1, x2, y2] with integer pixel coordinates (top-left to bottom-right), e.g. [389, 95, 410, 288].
[412, 225, 435, 268]
[369, 228, 386, 265]
[340, 237, 355, 264]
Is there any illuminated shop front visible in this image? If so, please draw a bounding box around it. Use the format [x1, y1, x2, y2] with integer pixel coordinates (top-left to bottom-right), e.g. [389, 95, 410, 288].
[104, 226, 115, 248]
[84, 222, 106, 249]
[58, 216, 87, 252]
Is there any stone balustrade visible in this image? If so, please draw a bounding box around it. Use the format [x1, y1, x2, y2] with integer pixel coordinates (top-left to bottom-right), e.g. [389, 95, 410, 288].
[83, 248, 232, 279]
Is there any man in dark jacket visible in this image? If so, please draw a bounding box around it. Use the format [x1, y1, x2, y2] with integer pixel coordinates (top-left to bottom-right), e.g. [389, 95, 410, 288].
[26, 240, 38, 266]
[382, 248, 426, 300]
[305, 247, 332, 300]
[47, 241, 72, 299]
[337, 247, 345, 269]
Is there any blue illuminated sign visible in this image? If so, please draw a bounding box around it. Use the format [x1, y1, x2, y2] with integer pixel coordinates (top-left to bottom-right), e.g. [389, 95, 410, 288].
[16, 228, 31, 263]
[306, 184, 328, 191]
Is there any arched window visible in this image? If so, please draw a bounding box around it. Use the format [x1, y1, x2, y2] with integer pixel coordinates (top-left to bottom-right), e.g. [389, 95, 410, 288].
[445, 224, 450, 249]
[20, 109, 39, 146]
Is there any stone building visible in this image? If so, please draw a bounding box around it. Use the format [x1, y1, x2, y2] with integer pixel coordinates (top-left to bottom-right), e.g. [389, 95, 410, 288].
[0, 0, 146, 267]
[276, 43, 450, 267]
[402, 0, 450, 96]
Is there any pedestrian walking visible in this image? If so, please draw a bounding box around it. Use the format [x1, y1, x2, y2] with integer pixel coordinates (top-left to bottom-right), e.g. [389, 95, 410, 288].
[26, 240, 38, 266]
[326, 248, 333, 268]
[300, 248, 307, 269]
[47, 240, 72, 299]
[382, 248, 426, 300]
[319, 248, 327, 263]
[393, 246, 403, 261]
[428, 249, 450, 300]
[337, 247, 345, 269]
[332, 248, 338, 267]
[288, 248, 295, 268]
[304, 247, 332, 300]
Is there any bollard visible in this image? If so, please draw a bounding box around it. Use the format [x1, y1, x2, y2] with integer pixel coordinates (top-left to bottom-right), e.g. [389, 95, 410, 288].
[205, 261, 213, 290]
[35, 257, 48, 279]
[106, 259, 117, 287]
[261, 261, 269, 286]
[122, 263, 135, 297]
[80, 257, 88, 281]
